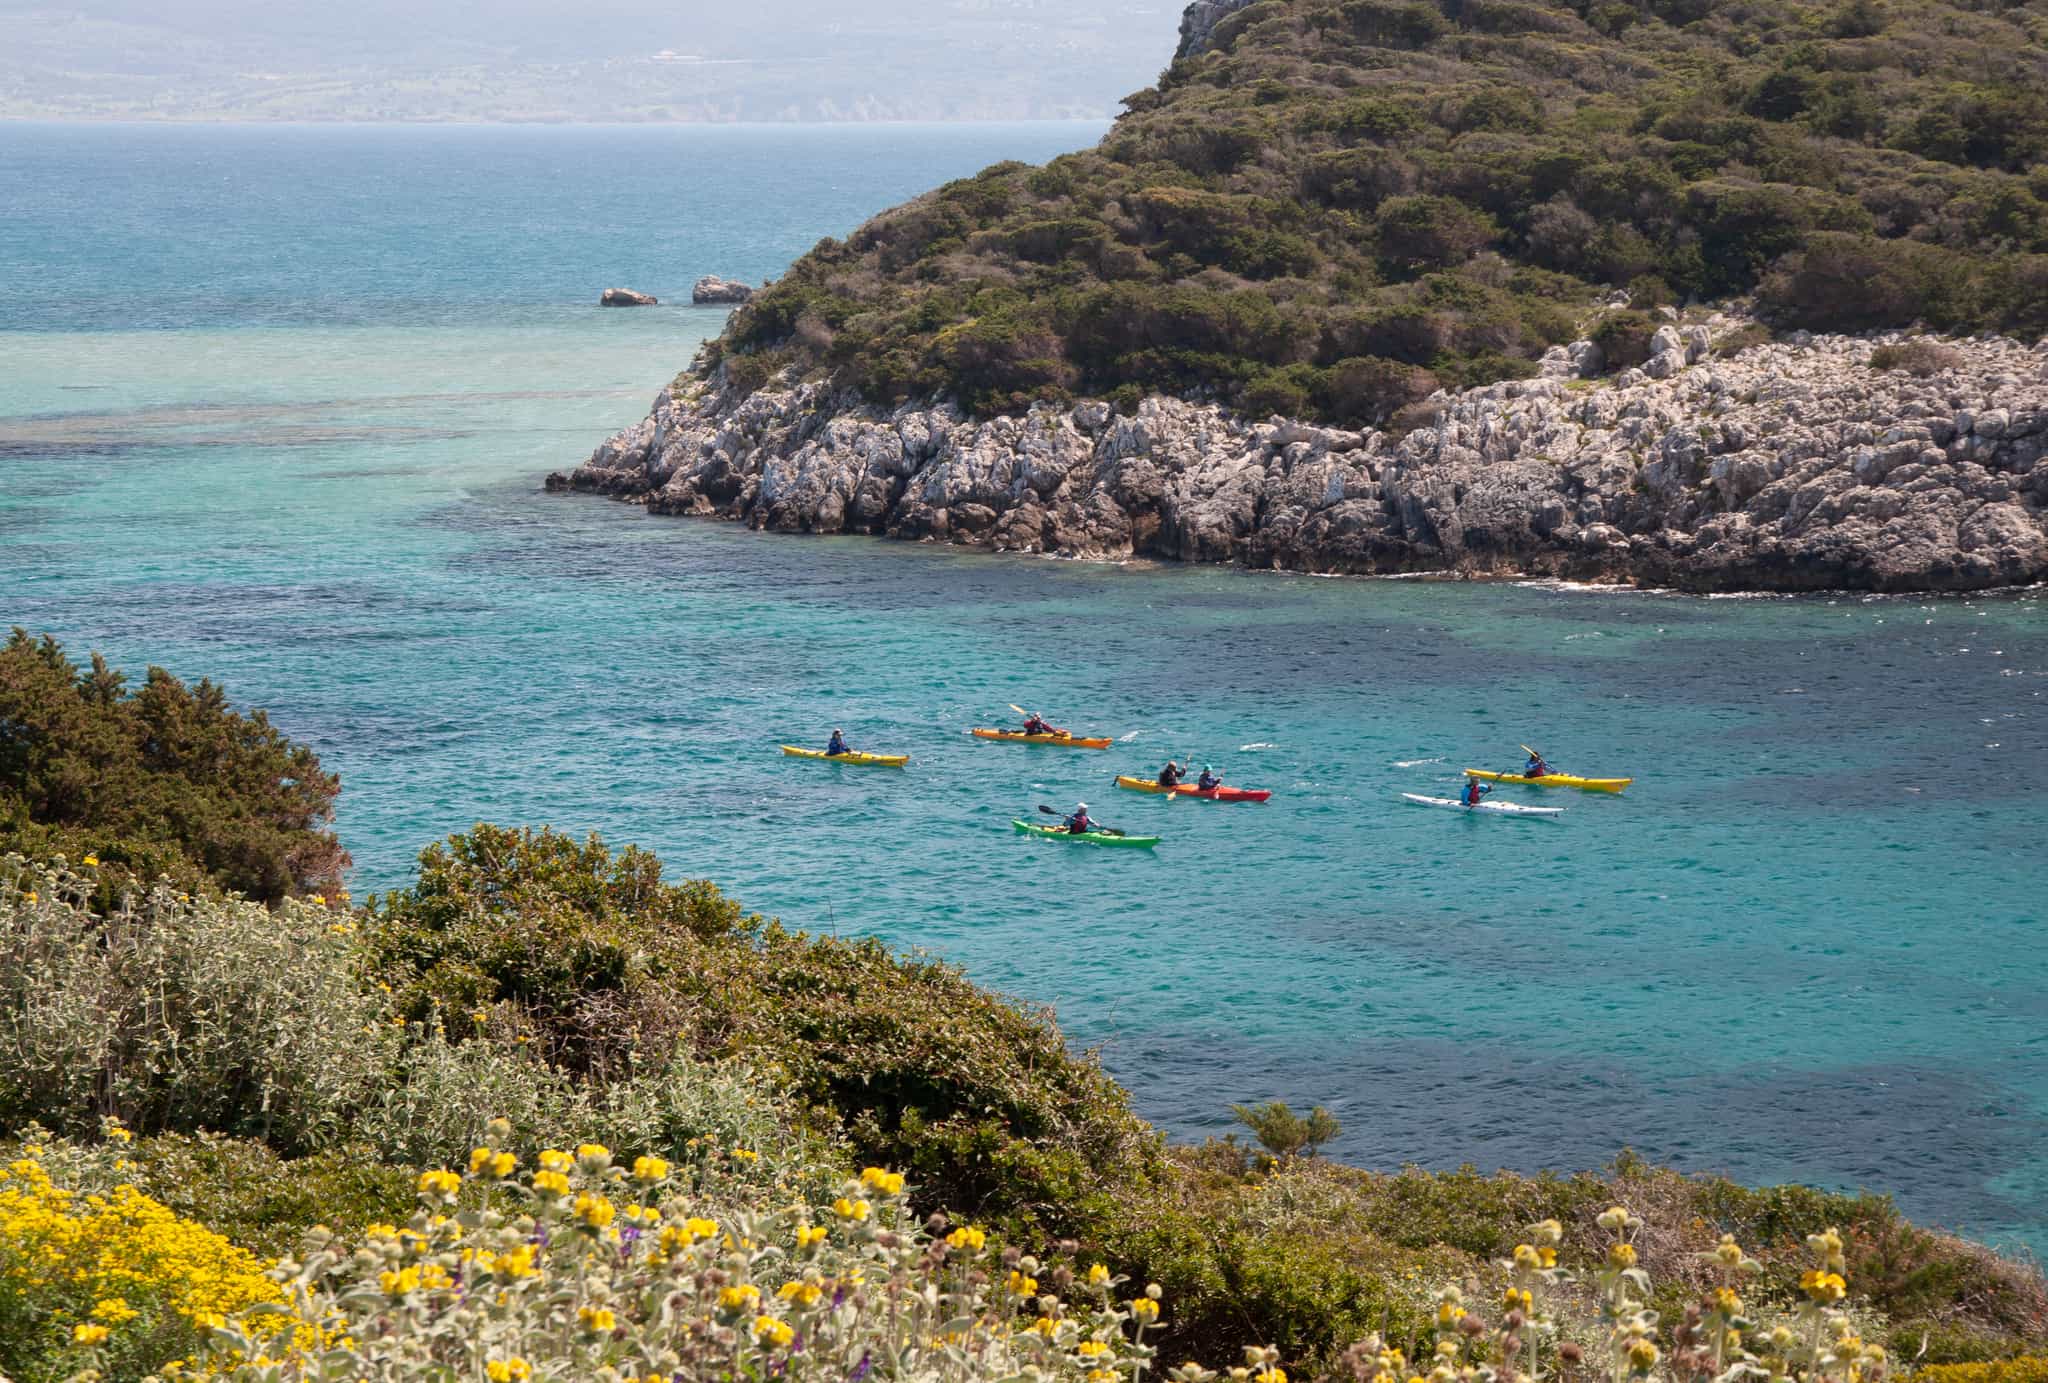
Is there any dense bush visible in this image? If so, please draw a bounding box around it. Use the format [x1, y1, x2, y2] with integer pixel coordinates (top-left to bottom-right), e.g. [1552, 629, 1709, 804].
[367, 825, 1161, 1243]
[0, 631, 345, 903]
[706, 0, 2048, 427]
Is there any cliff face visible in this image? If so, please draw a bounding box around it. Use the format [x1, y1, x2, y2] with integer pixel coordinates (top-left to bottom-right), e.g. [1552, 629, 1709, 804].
[1176, 0, 1260, 57]
[557, 316, 2048, 593]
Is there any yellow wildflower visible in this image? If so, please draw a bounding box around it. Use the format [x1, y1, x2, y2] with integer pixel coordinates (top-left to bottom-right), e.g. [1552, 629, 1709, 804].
[74, 1323, 111, 1345]
[1607, 1242, 1638, 1270]
[93, 1298, 139, 1324]
[83, 853, 100, 867]
[1008, 1269, 1039, 1297]
[631, 1155, 671, 1183]
[795, 1223, 828, 1249]
[947, 1225, 987, 1252]
[578, 1305, 617, 1332]
[832, 1196, 870, 1221]
[1502, 1287, 1533, 1314]
[1078, 1341, 1114, 1358]
[485, 1361, 532, 1383]
[572, 1193, 615, 1229]
[860, 1166, 906, 1195]
[754, 1314, 796, 1348]
[1087, 1263, 1111, 1286]
[1130, 1296, 1161, 1322]
[1800, 1269, 1847, 1303]
[1627, 1340, 1660, 1374]
[1255, 1370, 1287, 1383]
[538, 1149, 573, 1173]
[416, 1169, 461, 1204]
[719, 1284, 763, 1312]
[575, 1142, 612, 1169]
[531, 1170, 570, 1198]
[778, 1279, 824, 1307]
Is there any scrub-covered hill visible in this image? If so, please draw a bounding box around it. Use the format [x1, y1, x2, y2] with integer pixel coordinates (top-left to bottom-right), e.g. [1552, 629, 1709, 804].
[703, 0, 2048, 425]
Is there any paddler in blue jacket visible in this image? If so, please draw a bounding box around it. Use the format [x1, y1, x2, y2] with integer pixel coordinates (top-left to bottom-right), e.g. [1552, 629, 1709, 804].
[1462, 779, 1491, 807]
[1197, 765, 1221, 791]
[1524, 750, 1550, 779]
[826, 728, 851, 757]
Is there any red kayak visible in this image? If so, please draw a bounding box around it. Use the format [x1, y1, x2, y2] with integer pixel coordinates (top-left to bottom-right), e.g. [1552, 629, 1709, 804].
[1114, 776, 1272, 802]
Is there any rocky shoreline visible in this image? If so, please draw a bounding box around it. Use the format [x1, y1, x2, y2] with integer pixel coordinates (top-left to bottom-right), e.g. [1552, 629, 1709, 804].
[552, 315, 2048, 593]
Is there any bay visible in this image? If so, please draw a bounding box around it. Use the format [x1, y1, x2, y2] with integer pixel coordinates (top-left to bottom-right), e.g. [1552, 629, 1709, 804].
[2, 121, 2043, 1256]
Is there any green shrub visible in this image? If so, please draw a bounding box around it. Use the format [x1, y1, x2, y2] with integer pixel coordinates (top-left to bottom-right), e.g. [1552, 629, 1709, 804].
[0, 631, 345, 904]
[1868, 339, 1966, 376]
[1591, 309, 1659, 370]
[367, 826, 1163, 1246]
[0, 858, 389, 1150]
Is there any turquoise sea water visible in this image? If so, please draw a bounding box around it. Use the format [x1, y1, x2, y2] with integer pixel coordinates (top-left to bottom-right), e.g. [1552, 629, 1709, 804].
[3, 123, 2045, 1255]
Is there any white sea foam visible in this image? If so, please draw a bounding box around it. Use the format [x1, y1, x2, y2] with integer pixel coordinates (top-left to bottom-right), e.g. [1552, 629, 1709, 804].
[1393, 756, 1446, 768]
[1239, 742, 1276, 751]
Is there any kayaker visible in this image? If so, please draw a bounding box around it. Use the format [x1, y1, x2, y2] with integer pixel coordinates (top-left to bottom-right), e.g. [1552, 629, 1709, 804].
[1197, 765, 1221, 791]
[1462, 779, 1491, 807]
[1022, 713, 1062, 737]
[1524, 750, 1550, 779]
[1065, 802, 1096, 834]
[1157, 760, 1185, 788]
[826, 728, 851, 757]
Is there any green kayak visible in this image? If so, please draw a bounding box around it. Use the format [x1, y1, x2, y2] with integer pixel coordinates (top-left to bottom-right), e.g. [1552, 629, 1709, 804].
[1012, 819, 1160, 849]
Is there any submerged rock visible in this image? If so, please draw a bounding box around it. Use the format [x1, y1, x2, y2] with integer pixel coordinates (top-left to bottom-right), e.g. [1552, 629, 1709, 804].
[599, 288, 658, 307]
[692, 276, 755, 305]
[556, 316, 2048, 593]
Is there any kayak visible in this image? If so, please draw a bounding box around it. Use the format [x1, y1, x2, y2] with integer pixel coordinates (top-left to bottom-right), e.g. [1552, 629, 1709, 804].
[780, 745, 909, 768]
[1402, 792, 1563, 818]
[1012, 819, 1160, 849]
[1115, 775, 1272, 803]
[1465, 769, 1631, 793]
[972, 729, 1114, 750]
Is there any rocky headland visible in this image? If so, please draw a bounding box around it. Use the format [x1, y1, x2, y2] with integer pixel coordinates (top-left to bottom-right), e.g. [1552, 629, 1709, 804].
[555, 315, 2048, 592]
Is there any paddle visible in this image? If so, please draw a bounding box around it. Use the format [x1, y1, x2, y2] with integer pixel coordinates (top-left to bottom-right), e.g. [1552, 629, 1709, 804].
[1010, 703, 1071, 739]
[1519, 743, 1551, 779]
[1036, 804, 1125, 836]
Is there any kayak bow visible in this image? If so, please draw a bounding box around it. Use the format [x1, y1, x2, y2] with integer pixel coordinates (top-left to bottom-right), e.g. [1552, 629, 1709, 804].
[1012, 819, 1160, 848]
[1114, 775, 1272, 803]
[780, 745, 909, 767]
[1402, 792, 1563, 817]
[1463, 769, 1631, 793]
[972, 729, 1114, 749]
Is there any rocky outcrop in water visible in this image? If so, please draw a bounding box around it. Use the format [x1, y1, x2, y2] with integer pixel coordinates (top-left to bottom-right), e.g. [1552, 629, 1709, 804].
[692, 276, 755, 305]
[556, 316, 2048, 593]
[600, 288, 659, 307]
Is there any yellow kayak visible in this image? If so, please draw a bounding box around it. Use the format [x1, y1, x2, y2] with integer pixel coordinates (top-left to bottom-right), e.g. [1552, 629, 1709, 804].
[1464, 768, 1631, 793]
[781, 745, 909, 768]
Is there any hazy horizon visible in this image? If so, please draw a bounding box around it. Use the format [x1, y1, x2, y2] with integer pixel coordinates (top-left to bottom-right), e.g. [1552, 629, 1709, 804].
[0, 0, 1182, 123]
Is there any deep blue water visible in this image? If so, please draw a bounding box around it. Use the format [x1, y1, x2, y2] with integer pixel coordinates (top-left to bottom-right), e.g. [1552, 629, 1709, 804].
[2, 122, 2045, 1256]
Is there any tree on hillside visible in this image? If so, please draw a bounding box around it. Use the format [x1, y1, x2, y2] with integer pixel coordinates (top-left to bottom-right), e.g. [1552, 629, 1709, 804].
[0, 629, 346, 902]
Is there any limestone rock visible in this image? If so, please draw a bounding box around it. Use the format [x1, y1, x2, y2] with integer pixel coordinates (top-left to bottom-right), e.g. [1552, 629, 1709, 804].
[692, 276, 755, 305]
[557, 312, 2048, 593]
[600, 288, 658, 307]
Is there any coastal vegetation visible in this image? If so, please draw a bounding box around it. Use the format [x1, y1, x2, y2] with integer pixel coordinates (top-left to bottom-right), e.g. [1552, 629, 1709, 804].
[704, 0, 2048, 426]
[5, 640, 2048, 1379]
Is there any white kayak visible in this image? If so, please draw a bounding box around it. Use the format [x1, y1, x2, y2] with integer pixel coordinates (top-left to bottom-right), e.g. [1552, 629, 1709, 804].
[1402, 792, 1564, 818]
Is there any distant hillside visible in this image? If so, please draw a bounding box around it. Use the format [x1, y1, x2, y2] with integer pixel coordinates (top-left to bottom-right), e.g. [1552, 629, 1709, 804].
[0, 1, 1166, 123]
[709, 0, 2048, 427]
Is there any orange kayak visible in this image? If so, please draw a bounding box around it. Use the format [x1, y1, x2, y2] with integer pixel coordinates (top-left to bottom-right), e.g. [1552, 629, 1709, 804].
[971, 728, 1114, 750]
